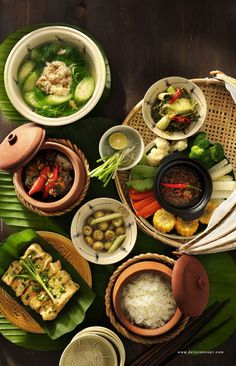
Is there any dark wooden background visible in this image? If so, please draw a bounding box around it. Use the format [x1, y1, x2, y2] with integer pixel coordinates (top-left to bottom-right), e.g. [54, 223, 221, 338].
[0, 0, 236, 365]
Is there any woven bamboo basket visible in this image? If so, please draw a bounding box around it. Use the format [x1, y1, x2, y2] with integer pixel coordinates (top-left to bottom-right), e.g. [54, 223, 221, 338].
[115, 78, 236, 247]
[13, 138, 90, 216]
[105, 253, 189, 344]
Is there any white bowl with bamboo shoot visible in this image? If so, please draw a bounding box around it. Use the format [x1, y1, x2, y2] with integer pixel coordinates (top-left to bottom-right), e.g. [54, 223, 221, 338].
[142, 76, 207, 140]
[70, 198, 137, 264]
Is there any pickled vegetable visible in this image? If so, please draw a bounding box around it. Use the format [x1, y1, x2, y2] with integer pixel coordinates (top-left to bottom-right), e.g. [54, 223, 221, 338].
[82, 210, 126, 253]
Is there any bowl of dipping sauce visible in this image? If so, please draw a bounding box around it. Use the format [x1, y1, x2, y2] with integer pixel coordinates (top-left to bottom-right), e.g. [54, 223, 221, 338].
[154, 153, 212, 221]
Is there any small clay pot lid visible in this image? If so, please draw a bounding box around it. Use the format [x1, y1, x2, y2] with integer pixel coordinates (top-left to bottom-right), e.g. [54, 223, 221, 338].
[0, 123, 45, 171]
[172, 254, 209, 317]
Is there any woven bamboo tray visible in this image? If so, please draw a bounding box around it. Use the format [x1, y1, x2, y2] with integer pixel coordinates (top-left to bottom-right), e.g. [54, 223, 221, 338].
[115, 78, 236, 247]
[105, 253, 189, 344]
[13, 138, 90, 216]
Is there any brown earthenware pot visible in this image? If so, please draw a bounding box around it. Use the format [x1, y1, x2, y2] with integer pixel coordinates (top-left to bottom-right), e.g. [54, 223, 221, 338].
[112, 261, 182, 337]
[0, 123, 86, 213]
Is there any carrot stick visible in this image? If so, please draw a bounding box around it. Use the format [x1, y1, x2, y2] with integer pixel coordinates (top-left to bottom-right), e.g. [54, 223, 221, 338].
[129, 190, 154, 200]
[136, 201, 161, 218]
[132, 195, 157, 211]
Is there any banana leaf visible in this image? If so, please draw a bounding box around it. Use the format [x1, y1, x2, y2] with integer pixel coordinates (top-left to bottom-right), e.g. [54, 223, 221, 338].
[0, 229, 95, 340]
[0, 314, 71, 351]
[0, 115, 236, 351]
[0, 23, 111, 125]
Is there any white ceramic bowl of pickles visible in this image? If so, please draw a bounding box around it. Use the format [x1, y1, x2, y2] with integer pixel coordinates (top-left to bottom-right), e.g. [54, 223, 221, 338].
[70, 198, 137, 264]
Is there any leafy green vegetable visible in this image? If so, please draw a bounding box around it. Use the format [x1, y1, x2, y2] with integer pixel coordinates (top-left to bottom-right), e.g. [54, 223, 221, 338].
[210, 143, 225, 162]
[152, 86, 199, 132]
[192, 131, 210, 149]
[188, 132, 225, 168]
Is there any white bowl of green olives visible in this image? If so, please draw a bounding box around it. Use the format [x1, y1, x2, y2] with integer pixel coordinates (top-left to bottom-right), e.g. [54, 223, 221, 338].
[70, 198, 137, 264]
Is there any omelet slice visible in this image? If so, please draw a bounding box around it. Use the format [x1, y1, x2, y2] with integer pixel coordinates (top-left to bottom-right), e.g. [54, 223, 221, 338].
[39, 300, 58, 321]
[22, 243, 45, 260]
[48, 270, 71, 295]
[2, 260, 23, 286]
[54, 279, 79, 305]
[11, 277, 32, 297]
[30, 290, 49, 311]
[33, 252, 53, 273]
[21, 283, 40, 306]
[47, 260, 62, 278]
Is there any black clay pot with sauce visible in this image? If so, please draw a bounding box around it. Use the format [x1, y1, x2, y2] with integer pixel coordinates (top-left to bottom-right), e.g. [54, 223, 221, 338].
[154, 153, 212, 221]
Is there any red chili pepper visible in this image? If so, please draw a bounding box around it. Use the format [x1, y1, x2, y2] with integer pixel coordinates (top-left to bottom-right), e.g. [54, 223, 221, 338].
[160, 182, 202, 191]
[171, 116, 191, 123]
[28, 166, 50, 196]
[42, 164, 59, 199]
[169, 88, 182, 104]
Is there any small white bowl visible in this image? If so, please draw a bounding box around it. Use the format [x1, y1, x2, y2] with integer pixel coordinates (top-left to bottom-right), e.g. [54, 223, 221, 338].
[70, 197, 137, 265]
[4, 26, 106, 126]
[99, 125, 144, 170]
[59, 333, 117, 366]
[142, 76, 207, 140]
[71, 328, 126, 366]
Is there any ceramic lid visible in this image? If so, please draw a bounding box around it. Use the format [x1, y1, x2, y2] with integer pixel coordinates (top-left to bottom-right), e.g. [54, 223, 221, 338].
[0, 123, 46, 171]
[172, 254, 209, 317]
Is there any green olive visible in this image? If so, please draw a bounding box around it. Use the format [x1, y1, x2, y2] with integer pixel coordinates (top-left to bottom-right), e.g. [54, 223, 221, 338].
[93, 241, 104, 252]
[94, 211, 105, 218]
[112, 217, 123, 227]
[105, 230, 116, 241]
[92, 230, 104, 241]
[98, 222, 109, 231]
[83, 225, 93, 236]
[84, 236, 94, 246]
[115, 226, 125, 236]
[104, 242, 113, 251]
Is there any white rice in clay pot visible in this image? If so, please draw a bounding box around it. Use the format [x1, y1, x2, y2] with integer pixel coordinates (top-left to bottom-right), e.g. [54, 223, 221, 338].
[120, 272, 177, 328]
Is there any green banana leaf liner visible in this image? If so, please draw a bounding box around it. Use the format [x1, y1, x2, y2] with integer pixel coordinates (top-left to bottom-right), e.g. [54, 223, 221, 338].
[0, 229, 95, 340]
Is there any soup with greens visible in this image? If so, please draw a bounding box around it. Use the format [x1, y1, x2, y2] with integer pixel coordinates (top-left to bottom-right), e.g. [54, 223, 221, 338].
[17, 42, 95, 118]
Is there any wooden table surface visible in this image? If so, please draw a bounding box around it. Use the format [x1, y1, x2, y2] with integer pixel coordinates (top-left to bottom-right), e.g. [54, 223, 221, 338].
[0, 0, 236, 365]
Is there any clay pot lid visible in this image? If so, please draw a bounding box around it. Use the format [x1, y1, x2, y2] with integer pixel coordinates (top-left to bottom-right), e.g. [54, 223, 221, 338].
[172, 254, 209, 317]
[0, 123, 45, 171]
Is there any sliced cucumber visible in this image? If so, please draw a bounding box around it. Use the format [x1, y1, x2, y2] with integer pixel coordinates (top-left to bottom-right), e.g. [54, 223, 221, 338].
[22, 71, 40, 92]
[30, 48, 42, 61]
[23, 92, 42, 108]
[17, 60, 35, 84]
[44, 94, 72, 106]
[74, 76, 95, 104]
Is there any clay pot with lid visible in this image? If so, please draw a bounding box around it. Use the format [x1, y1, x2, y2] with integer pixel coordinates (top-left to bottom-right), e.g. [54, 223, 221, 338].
[112, 255, 209, 337]
[0, 123, 87, 213]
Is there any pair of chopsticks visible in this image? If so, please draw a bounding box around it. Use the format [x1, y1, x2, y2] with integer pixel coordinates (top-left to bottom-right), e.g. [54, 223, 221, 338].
[129, 299, 231, 366]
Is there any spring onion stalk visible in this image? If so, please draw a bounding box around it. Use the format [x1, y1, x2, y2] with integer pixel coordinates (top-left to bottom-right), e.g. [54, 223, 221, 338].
[19, 257, 55, 303]
[90, 213, 122, 225]
[107, 234, 126, 253]
[89, 146, 135, 187]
